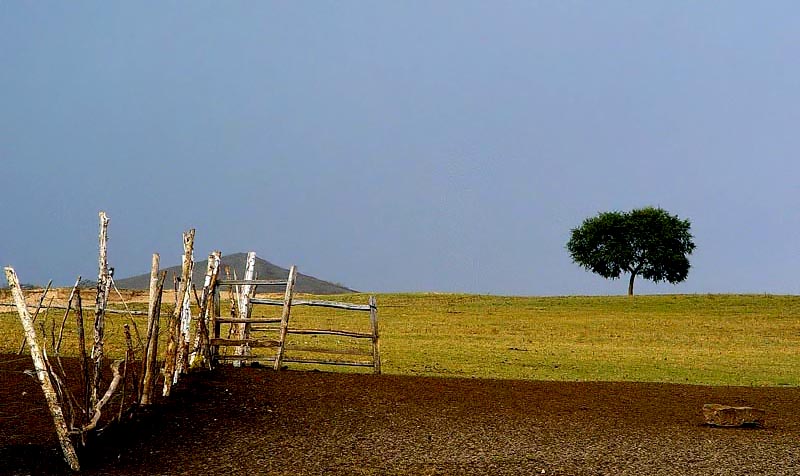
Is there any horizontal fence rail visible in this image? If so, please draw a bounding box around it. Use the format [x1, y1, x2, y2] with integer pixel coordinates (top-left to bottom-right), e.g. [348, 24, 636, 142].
[214, 317, 283, 324]
[287, 328, 373, 339]
[287, 345, 372, 357]
[210, 338, 279, 348]
[216, 279, 288, 286]
[0, 303, 148, 316]
[250, 298, 372, 311]
[282, 358, 373, 367]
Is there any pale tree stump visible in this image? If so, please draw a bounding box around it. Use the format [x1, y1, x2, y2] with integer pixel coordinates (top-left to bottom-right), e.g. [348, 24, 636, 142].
[703, 404, 765, 427]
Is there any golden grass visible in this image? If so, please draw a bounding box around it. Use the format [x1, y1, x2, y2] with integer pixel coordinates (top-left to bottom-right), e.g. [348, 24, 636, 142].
[2, 291, 798, 386]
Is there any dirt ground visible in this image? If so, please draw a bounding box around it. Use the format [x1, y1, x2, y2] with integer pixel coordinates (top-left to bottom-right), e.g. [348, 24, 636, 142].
[1, 354, 799, 475]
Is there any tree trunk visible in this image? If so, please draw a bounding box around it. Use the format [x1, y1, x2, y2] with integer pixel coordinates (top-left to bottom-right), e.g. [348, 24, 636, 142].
[628, 273, 636, 296]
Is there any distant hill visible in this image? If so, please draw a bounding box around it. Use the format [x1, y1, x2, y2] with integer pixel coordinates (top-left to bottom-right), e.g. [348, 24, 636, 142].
[114, 252, 355, 295]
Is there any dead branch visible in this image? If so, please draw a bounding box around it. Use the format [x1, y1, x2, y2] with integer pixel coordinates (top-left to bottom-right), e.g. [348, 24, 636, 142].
[82, 359, 123, 432]
[55, 276, 82, 353]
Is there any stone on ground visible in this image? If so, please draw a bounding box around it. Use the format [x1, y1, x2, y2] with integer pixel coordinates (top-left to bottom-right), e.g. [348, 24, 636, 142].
[702, 404, 765, 427]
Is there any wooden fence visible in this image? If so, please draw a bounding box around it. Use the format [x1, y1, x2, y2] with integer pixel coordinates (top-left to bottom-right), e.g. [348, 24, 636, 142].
[2, 212, 382, 472]
[251, 295, 380, 374]
[209, 260, 380, 374]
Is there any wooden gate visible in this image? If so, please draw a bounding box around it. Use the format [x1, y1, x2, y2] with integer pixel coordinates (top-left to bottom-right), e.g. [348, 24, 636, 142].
[209, 252, 297, 368]
[251, 295, 380, 374]
[207, 252, 380, 374]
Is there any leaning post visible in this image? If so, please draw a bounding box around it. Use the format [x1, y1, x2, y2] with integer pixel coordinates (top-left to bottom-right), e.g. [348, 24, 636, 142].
[273, 265, 298, 371]
[5, 267, 81, 472]
[140, 254, 165, 405]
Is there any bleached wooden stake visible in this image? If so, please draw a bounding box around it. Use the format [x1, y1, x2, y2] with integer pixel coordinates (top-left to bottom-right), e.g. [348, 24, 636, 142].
[92, 211, 110, 408]
[163, 229, 194, 397]
[140, 267, 166, 405]
[17, 280, 53, 354]
[233, 252, 256, 367]
[191, 251, 221, 369]
[175, 250, 194, 377]
[140, 254, 163, 405]
[5, 267, 81, 472]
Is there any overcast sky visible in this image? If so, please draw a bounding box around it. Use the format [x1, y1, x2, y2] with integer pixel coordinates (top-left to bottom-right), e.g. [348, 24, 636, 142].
[2, 2, 798, 295]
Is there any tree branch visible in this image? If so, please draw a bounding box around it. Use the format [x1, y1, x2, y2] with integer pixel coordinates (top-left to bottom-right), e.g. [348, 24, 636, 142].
[82, 359, 123, 432]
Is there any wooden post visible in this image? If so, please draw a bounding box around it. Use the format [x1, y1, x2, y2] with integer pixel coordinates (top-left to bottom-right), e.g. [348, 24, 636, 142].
[211, 278, 223, 363]
[5, 267, 81, 472]
[192, 251, 221, 369]
[92, 211, 110, 409]
[163, 229, 194, 397]
[139, 254, 160, 404]
[369, 295, 381, 375]
[273, 265, 298, 371]
[140, 268, 166, 406]
[175, 249, 194, 377]
[17, 280, 53, 354]
[233, 252, 256, 367]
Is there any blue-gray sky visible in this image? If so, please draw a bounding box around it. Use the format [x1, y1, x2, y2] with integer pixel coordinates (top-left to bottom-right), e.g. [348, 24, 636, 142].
[2, 2, 798, 295]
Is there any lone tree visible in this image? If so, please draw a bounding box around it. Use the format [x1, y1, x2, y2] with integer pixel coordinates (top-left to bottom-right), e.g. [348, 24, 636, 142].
[566, 207, 696, 296]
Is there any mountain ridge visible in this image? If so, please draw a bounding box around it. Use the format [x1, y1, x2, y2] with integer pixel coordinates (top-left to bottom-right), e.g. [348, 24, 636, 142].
[114, 252, 355, 295]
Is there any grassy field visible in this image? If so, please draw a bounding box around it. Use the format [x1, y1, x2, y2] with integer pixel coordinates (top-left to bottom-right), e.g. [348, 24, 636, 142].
[1, 292, 798, 386]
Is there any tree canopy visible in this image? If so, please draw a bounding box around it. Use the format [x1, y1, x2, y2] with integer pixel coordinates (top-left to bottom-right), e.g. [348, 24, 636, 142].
[566, 207, 696, 295]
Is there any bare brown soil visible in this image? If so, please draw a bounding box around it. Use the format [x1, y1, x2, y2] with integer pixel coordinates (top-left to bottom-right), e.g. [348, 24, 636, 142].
[2, 354, 799, 475]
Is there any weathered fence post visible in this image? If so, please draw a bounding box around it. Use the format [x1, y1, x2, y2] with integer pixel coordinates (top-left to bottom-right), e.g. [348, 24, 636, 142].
[17, 280, 52, 354]
[233, 252, 257, 367]
[5, 267, 81, 472]
[163, 229, 194, 397]
[369, 295, 381, 375]
[175, 250, 194, 377]
[92, 211, 110, 409]
[273, 265, 298, 371]
[140, 256, 166, 405]
[192, 251, 221, 369]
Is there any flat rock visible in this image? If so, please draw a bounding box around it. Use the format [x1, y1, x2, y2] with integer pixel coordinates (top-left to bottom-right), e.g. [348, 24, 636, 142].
[703, 404, 765, 427]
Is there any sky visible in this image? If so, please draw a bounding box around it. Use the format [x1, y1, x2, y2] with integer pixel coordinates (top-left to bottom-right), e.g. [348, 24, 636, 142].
[1, 2, 798, 296]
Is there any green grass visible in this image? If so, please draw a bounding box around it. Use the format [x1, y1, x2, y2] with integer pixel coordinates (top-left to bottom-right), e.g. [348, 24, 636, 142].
[2, 293, 798, 386]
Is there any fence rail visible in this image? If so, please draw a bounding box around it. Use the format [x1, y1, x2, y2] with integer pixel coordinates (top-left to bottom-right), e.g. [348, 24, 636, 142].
[251, 298, 371, 311]
[287, 328, 373, 339]
[282, 358, 374, 368]
[216, 279, 288, 286]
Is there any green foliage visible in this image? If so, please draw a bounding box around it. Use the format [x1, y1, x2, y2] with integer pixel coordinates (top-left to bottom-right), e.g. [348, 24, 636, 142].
[566, 207, 696, 295]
